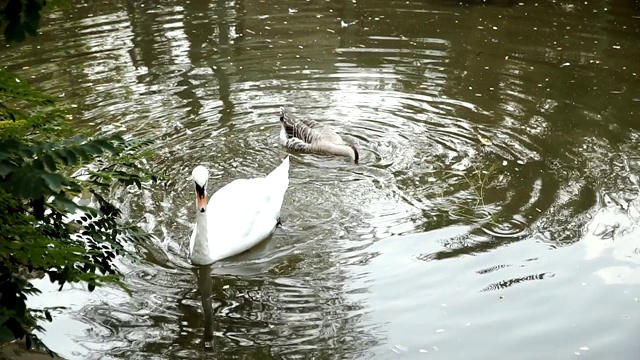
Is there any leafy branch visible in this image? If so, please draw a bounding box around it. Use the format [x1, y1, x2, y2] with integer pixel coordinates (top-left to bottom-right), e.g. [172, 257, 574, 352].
[0, 71, 158, 356]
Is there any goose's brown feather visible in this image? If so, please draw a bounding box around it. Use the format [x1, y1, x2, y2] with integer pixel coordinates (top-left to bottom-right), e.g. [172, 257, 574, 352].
[279, 107, 359, 163]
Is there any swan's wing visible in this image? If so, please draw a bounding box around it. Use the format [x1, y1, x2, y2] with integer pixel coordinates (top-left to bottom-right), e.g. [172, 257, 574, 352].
[201, 178, 270, 261]
[204, 158, 289, 259]
[264, 156, 290, 219]
[207, 178, 270, 240]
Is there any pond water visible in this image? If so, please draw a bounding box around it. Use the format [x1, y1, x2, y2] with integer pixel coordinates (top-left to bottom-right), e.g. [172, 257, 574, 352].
[3, 0, 640, 358]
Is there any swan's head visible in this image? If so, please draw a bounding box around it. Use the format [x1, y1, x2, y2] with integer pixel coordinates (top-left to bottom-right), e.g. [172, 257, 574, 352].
[279, 107, 286, 123]
[192, 166, 209, 213]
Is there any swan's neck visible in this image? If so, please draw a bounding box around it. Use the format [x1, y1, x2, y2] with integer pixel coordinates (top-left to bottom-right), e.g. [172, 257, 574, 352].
[191, 211, 213, 265]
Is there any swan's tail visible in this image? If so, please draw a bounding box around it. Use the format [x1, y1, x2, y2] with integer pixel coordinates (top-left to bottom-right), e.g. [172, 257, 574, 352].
[265, 156, 290, 220]
[266, 156, 290, 182]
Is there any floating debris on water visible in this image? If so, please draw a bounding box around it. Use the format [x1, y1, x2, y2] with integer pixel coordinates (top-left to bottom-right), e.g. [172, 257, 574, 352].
[477, 134, 493, 145]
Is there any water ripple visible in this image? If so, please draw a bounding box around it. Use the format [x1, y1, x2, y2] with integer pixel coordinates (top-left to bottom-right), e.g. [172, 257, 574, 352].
[4, 0, 640, 359]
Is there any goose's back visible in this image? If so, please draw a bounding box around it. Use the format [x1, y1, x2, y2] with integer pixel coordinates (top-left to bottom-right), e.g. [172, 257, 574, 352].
[281, 110, 343, 144]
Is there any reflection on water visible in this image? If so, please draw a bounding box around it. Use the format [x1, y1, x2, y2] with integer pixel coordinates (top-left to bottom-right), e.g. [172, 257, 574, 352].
[194, 266, 215, 349]
[584, 154, 640, 285]
[3, 0, 640, 358]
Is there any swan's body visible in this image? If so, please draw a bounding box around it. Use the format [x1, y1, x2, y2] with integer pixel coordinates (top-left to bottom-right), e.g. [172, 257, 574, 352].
[279, 107, 359, 163]
[189, 157, 290, 265]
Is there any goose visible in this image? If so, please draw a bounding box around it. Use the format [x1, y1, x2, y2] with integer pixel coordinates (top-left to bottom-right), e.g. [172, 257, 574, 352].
[189, 157, 290, 265]
[279, 107, 359, 163]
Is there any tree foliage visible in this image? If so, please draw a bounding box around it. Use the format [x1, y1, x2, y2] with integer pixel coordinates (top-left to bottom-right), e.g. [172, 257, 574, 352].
[0, 68, 158, 356]
[0, 0, 69, 43]
[0, 3, 159, 355]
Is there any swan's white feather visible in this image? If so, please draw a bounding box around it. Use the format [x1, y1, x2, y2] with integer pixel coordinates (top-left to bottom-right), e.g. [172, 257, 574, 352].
[189, 157, 290, 264]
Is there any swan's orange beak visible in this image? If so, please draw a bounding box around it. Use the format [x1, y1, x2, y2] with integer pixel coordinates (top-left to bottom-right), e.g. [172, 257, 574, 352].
[195, 184, 207, 213]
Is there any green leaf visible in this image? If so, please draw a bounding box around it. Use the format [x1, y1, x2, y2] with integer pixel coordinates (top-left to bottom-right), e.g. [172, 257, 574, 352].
[12, 171, 40, 199]
[59, 149, 78, 165]
[19, 146, 35, 158]
[88, 144, 105, 155]
[72, 147, 93, 162]
[0, 325, 13, 342]
[52, 196, 78, 213]
[32, 158, 44, 170]
[92, 139, 117, 154]
[40, 154, 57, 172]
[41, 173, 64, 193]
[0, 163, 12, 177]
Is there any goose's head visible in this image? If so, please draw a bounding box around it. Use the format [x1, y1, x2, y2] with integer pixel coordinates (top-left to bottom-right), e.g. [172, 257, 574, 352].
[192, 165, 209, 213]
[279, 107, 287, 123]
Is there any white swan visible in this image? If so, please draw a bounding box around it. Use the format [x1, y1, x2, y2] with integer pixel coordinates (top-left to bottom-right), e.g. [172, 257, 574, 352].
[189, 157, 290, 265]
